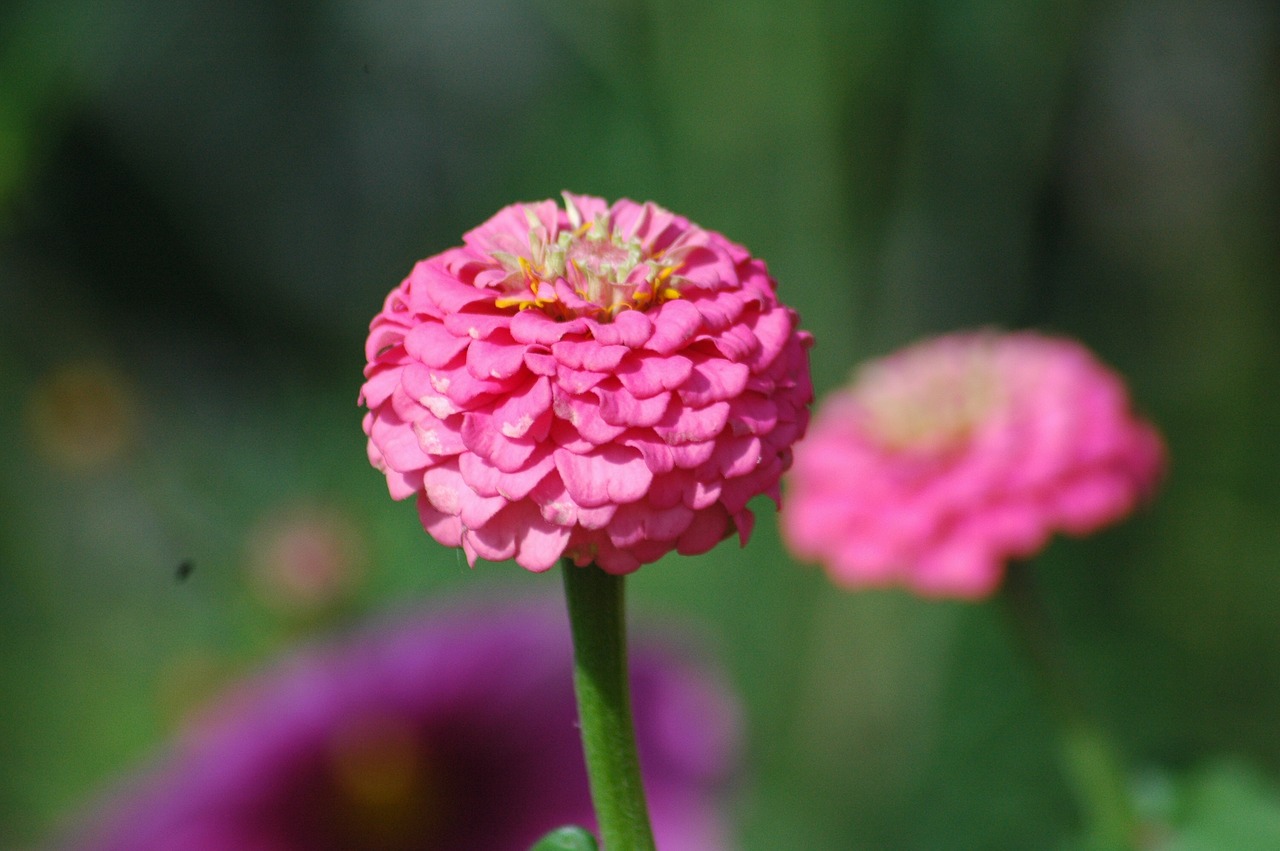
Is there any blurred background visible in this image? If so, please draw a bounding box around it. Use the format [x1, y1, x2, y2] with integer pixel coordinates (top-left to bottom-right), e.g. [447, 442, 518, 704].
[2, 0, 1279, 847]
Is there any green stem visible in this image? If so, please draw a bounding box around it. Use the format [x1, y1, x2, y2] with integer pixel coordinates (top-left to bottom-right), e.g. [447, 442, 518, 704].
[999, 563, 1139, 851]
[561, 559, 656, 851]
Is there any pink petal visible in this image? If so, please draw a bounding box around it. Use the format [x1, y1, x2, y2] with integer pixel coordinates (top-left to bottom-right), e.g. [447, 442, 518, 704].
[649, 469, 722, 510]
[389, 382, 427, 423]
[439, 363, 517, 408]
[460, 414, 539, 472]
[1052, 471, 1135, 535]
[458, 447, 555, 501]
[619, 430, 676, 474]
[590, 309, 653, 347]
[644, 299, 703, 355]
[490, 376, 552, 439]
[827, 534, 905, 585]
[553, 391, 630, 442]
[555, 364, 609, 395]
[551, 339, 630, 372]
[706, 323, 760, 362]
[669, 440, 717, 470]
[418, 262, 495, 313]
[365, 328, 406, 365]
[553, 445, 654, 508]
[706, 435, 763, 478]
[359, 366, 404, 409]
[616, 353, 693, 399]
[686, 290, 747, 331]
[596, 385, 672, 429]
[564, 193, 610, 222]
[384, 465, 425, 501]
[368, 409, 430, 473]
[400, 363, 462, 418]
[549, 416, 594, 453]
[913, 537, 1004, 600]
[742, 305, 797, 371]
[530, 478, 617, 529]
[523, 348, 559, 376]
[443, 311, 512, 341]
[591, 544, 643, 575]
[654, 401, 731, 445]
[404, 322, 470, 368]
[466, 338, 528, 381]
[677, 357, 751, 406]
[402, 361, 507, 411]
[725, 394, 778, 436]
[416, 495, 464, 549]
[677, 507, 731, 555]
[719, 456, 783, 513]
[422, 463, 507, 529]
[510, 309, 589, 345]
[608, 501, 695, 547]
[412, 412, 466, 456]
[647, 472, 684, 509]
[673, 245, 737, 290]
[516, 517, 571, 571]
[463, 521, 518, 564]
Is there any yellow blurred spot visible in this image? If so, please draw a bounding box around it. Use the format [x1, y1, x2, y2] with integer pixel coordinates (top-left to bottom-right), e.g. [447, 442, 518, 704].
[26, 360, 136, 472]
[328, 713, 445, 842]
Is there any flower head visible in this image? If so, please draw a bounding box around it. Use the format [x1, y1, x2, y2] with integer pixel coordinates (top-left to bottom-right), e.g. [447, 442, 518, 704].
[67, 603, 741, 851]
[360, 193, 813, 573]
[781, 331, 1165, 599]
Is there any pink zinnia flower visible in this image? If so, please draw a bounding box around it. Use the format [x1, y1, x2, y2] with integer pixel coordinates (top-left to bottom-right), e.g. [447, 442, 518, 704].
[65, 603, 742, 851]
[361, 193, 812, 573]
[781, 331, 1164, 599]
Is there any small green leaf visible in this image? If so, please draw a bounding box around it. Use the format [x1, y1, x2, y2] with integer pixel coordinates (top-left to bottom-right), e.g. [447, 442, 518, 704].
[528, 825, 600, 851]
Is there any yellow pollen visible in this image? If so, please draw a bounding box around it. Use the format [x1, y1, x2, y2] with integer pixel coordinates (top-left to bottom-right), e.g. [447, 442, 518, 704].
[489, 200, 691, 321]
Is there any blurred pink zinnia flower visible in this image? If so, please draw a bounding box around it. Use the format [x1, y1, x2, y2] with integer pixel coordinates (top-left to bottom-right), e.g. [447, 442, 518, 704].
[361, 193, 812, 573]
[66, 603, 741, 851]
[781, 331, 1164, 599]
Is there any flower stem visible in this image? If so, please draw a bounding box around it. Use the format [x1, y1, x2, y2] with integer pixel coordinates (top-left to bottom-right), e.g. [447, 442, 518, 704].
[561, 559, 656, 851]
[999, 564, 1139, 851]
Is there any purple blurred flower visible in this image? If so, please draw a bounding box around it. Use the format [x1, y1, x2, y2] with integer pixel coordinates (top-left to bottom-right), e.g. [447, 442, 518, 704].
[66, 602, 740, 851]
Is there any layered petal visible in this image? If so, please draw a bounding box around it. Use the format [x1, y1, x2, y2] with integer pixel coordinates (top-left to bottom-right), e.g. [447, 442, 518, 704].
[781, 331, 1165, 599]
[362, 194, 812, 572]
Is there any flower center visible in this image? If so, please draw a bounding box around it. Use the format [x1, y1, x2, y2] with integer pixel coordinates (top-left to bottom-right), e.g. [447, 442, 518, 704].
[491, 196, 686, 320]
[566, 232, 634, 275]
[855, 340, 1004, 454]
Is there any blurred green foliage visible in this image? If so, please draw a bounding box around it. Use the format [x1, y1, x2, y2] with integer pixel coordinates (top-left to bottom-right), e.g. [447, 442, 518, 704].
[2, 0, 1279, 848]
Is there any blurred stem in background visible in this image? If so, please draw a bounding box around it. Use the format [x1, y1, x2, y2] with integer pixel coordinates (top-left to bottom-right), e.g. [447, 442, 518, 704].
[1000, 563, 1140, 850]
[0, 0, 93, 227]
